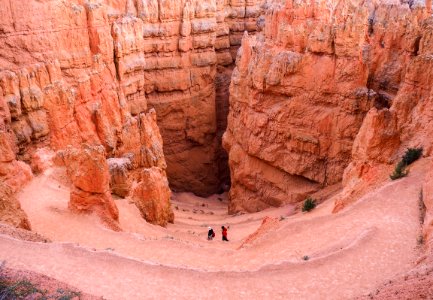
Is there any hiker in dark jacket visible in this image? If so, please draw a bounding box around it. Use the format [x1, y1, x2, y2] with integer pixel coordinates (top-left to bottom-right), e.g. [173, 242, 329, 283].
[221, 226, 229, 241]
[207, 227, 215, 240]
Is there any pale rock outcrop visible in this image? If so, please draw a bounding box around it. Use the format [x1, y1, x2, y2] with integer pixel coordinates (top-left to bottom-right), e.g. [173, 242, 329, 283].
[107, 108, 168, 200]
[130, 167, 174, 227]
[0, 182, 31, 230]
[31, 148, 56, 174]
[115, 109, 166, 171]
[112, 108, 174, 226]
[224, 0, 433, 213]
[108, 157, 132, 198]
[57, 144, 120, 229]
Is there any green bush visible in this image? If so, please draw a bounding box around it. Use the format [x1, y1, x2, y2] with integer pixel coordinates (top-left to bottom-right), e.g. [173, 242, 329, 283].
[390, 161, 408, 180]
[302, 197, 316, 212]
[0, 278, 46, 299]
[390, 147, 422, 181]
[402, 147, 423, 165]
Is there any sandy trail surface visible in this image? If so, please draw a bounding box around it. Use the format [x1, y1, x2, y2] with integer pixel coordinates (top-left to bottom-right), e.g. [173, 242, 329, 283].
[0, 164, 426, 299]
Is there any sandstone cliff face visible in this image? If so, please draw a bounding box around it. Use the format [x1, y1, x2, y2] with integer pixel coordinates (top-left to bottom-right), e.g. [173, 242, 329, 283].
[215, 0, 267, 189]
[0, 0, 267, 203]
[107, 2, 219, 196]
[224, 0, 433, 213]
[0, 58, 33, 228]
[335, 1, 433, 211]
[109, 0, 266, 196]
[0, 0, 267, 225]
[0, 0, 174, 227]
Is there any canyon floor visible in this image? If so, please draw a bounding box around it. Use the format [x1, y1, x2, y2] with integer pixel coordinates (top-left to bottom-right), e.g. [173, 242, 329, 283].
[0, 163, 429, 299]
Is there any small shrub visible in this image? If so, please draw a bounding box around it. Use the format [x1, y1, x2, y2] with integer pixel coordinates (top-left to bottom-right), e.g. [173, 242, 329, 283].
[0, 279, 46, 299]
[390, 161, 408, 180]
[402, 147, 423, 165]
[417, 235, 424, 246]
[390, 147, 423, 181]
[302, 197, 317, 212]
[302, 255, 310, 261]
[55, 288, 81, 300]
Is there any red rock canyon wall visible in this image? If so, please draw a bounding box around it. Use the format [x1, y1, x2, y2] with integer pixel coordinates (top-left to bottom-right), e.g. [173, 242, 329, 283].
[0, 0, 265, 227]
[224, 0, 433, 213]
[0, 0, 175, 226]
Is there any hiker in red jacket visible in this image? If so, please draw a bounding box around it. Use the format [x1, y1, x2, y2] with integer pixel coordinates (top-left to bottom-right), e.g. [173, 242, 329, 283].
[221, 225, 229, 242]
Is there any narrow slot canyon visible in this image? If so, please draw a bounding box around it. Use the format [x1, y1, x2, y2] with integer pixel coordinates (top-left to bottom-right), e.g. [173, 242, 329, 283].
[1, 0, 433, 299]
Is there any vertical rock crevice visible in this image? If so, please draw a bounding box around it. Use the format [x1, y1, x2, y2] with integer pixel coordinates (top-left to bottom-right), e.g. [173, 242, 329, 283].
[0, 0, 268, 226]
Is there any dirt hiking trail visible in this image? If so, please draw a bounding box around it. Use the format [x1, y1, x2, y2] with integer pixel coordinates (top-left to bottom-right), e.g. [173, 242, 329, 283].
[0, 163, 427, 299]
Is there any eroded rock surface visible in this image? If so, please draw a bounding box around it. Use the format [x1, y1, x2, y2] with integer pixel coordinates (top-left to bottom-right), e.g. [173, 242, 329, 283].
[0, 0, 267, 219]
[224, 0, 433, 213]
[336, 1, 433, 211]
[0, 182, 31, 230]
[120, 0, 266, 195]
[57, 144, 120, 228]
[0, 67, 32, 228]
[0, 0, 180, 226]
[215, 0, 267, 190]
[131, 167, 174, 227]
[108, 157, 132, 198]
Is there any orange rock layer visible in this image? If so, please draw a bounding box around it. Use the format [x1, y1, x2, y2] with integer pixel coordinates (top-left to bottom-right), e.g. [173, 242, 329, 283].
[224, 0, 433, 213]
[0, 0, 265, 227]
